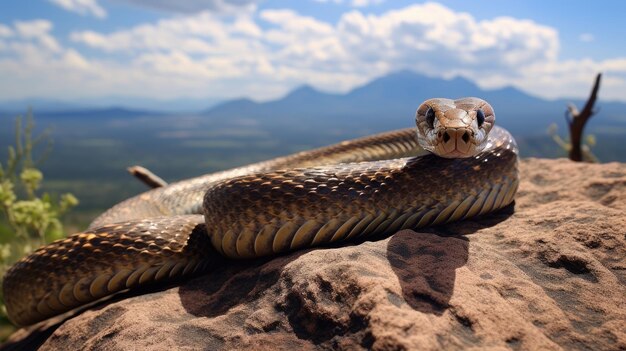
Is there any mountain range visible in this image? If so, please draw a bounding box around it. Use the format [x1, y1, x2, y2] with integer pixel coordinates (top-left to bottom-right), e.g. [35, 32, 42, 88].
[3, 70, 624, 138]
[201, 70, 626, 137]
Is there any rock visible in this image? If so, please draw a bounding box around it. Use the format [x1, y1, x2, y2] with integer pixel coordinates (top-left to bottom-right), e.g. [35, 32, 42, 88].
[4, 158, 626, 350]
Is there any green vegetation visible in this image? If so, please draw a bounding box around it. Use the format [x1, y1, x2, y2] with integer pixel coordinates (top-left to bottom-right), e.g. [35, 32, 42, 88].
[0, 112, 78, 338]
[547, 123, 599, 162]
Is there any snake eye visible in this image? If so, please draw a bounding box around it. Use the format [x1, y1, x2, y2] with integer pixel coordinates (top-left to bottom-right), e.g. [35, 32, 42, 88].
[476, 109, 485, 128]
[425, 107, 436, 128]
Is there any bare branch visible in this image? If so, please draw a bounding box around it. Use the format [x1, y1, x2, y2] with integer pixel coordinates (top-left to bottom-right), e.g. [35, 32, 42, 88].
[566, 103, 579, 117]
[567, 73, 602, 162]
[579, 73, 602, 118]
[127, 166, 168, 189]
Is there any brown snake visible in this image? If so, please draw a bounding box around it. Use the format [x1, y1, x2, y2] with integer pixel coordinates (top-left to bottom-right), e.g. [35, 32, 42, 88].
[3, 97, 519, 326]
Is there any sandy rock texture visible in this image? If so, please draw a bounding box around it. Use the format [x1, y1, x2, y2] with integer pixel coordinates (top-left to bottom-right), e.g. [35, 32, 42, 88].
[4, 158, 626, 350]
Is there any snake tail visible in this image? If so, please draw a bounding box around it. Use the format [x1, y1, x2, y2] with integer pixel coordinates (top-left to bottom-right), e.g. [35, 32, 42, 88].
[3, 215, 218, 326]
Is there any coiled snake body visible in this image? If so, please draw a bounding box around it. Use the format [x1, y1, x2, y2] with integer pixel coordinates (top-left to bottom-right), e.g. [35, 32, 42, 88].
[3, 97, 519, 326]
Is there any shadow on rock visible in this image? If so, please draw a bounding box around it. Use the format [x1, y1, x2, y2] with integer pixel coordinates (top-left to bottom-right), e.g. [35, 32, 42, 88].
[178, 250, 307, 318]
[0, 316, 66, 351]
[387, 203, 515, 315]
[387, 231, 468, 315]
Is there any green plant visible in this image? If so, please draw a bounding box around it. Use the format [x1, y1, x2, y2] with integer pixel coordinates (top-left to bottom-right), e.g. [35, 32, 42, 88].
[547, 123, 599, 162]
[0, 111, 78, 337]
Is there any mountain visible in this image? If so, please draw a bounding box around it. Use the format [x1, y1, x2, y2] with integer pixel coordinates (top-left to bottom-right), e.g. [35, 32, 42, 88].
[1, 71, 624, 150]
[30, 107, 163, 120]
[0, 99, 85, 113]
[0, 96, 223, 114]
[3, 70, 624, 137]
[203, 70, 625, 136]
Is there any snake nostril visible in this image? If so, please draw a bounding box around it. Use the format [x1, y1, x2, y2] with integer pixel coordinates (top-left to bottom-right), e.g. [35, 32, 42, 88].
[462, 132, 470, 143]
[442, 132, 451, 143]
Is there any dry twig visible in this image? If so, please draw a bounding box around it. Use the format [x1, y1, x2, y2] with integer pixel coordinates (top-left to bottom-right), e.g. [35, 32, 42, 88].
[566, 73, 602, 162]
[127, 165, 168, 189]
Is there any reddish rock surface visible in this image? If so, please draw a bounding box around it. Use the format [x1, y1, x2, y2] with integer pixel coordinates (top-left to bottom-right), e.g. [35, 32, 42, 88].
[4, 158, 626, 350]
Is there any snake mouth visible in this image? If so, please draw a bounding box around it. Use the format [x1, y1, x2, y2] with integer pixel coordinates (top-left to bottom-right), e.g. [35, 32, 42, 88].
[433, 127, 479, 158]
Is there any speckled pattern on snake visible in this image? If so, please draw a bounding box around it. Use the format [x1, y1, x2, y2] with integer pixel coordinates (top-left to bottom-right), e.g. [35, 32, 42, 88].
[3, 97, 519, 327]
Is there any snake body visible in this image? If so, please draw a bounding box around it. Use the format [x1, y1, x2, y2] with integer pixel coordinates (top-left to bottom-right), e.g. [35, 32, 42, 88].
[3, 98, 519, 326]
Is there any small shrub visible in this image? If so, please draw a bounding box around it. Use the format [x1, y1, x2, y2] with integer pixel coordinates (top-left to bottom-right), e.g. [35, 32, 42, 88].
[0, 111, 78, 337]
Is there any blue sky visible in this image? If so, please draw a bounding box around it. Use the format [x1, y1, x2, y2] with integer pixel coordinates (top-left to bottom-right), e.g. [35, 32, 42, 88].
[1, 0, 625, 106]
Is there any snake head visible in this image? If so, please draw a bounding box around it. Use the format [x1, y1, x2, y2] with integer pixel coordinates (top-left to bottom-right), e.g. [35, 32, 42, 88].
[415, 97, 495, 158]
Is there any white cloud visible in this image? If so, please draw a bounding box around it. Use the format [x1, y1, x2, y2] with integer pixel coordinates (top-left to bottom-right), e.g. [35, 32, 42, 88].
[0, 24, 13, 38]
[71, 13, 263, 54]
[48, 0, 255, 17]
[48, 0, 107, 18]
[117, 0, 257, 14]
[255, 3, 560, 85]
[1, 3, 626, 102]
[350, 0, 384, 7]
[313, 0, 384, 7]
[579, 33, 594, 42]
[13, 20, 61, 52]
[15, 20, 53, 38]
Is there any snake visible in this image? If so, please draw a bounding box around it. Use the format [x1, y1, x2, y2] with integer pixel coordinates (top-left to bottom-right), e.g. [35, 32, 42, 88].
[2, 97, 519, 327]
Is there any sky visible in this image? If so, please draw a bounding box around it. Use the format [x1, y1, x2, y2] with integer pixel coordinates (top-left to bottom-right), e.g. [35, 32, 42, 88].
[1, 0, 625, 106]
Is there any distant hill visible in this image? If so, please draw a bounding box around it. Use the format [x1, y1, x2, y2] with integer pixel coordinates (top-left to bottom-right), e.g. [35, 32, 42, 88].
[37, 107, 163, 119]
[0, 96, 223, 113]
[2, 70, 624, 137]
[0, 98, 84, 113]
[0, 107, 161, 121]
[203, 70, 626, 136]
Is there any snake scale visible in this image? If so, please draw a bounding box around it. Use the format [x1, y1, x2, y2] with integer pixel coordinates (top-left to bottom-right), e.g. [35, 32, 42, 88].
[3, 97, 519, 327]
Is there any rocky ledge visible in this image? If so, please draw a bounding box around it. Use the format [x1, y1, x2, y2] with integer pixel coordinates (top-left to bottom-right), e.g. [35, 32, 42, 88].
[4, 158, 626, 350]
